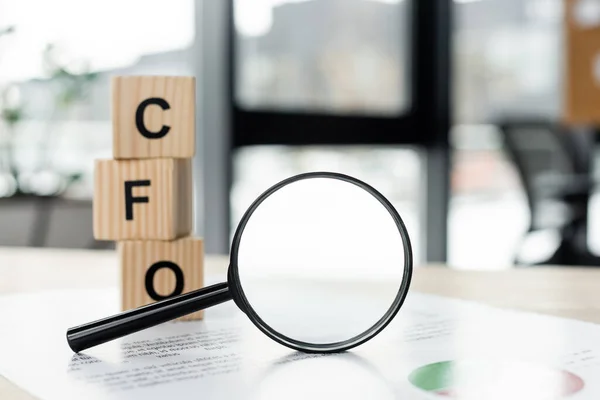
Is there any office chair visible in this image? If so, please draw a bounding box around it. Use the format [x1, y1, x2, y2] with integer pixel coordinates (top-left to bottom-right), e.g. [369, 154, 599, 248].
[498, 118, 600, 266]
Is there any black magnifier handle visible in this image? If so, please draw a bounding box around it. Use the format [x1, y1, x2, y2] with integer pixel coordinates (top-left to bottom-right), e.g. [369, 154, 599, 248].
[67, 282, 232, 353]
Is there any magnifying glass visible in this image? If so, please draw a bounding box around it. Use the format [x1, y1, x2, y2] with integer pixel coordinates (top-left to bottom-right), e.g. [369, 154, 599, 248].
[67, 172, 413, 353]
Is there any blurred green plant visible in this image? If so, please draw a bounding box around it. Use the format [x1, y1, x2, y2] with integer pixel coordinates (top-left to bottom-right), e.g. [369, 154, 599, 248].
[0, 26, 23, 197]
[0, 32, 97, 197]
[0, 94, 24, 128]
[29, 44, 99, 196]
[43, 44, 99, 110]
[0, 27, 21, 128]
[0, 25, 14, 38]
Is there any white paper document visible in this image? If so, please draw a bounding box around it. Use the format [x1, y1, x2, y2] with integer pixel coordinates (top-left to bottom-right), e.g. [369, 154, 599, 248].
[1, 286, 600, 399]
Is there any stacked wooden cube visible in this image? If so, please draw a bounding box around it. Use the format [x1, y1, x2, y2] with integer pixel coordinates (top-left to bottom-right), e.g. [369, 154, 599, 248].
[93, 76, 204, 320]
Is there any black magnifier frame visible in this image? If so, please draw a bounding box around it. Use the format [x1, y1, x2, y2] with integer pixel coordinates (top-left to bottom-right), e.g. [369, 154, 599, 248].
[228, 171, 413, 353]
[66, 172, 413, 354]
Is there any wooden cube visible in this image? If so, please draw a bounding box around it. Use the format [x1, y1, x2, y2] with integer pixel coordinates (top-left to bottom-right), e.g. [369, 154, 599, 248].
[112, 76, 195, 159]
[93, 158, 192, 240]
[119, 237, 204, 321]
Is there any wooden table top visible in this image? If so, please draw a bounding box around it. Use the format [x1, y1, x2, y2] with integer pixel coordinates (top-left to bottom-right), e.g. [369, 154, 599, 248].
[1, 247, 599, 399]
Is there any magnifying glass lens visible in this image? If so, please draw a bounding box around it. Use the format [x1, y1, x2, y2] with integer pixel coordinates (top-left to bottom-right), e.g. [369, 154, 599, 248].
[235, 177, 410, 349]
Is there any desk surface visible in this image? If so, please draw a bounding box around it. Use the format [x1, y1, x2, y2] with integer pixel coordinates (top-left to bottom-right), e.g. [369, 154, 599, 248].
[1, 247, 599, 399]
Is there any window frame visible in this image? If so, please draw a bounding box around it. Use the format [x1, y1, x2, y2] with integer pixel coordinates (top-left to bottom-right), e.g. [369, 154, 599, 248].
[223, 0, 452, 261]
[227, 0, 450, 148]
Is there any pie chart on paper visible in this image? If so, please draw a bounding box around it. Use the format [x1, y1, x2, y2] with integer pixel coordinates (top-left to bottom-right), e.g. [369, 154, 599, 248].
[408, 360, 584, 399]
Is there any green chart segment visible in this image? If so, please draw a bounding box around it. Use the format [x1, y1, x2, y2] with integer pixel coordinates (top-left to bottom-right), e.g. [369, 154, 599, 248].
[408, 360, 585, 398]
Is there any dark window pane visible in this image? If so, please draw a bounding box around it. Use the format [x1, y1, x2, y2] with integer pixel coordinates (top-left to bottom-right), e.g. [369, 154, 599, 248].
[234, 0, 409, 115]
[453, 0, 563, 123]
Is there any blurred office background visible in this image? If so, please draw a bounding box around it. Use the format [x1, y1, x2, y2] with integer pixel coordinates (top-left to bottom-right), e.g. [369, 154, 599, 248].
[0, 0, 598, 269]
